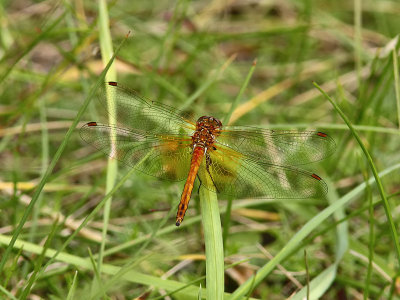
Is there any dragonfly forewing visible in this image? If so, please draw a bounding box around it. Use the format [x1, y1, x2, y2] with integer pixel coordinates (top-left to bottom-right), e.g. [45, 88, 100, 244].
[217, 127, 336, 166]
[80, 122, 193, 181]
[97, 82, 196, 136]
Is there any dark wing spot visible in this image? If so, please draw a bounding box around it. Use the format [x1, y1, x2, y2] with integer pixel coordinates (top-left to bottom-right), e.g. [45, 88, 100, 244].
[311, 173, 322, 180]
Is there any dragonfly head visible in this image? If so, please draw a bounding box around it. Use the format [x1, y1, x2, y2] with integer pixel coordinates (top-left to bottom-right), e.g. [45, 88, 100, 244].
[196, 116, 223, 131]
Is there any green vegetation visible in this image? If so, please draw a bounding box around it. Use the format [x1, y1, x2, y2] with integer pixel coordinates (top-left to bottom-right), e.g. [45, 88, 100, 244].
[1, 0, 400, 299]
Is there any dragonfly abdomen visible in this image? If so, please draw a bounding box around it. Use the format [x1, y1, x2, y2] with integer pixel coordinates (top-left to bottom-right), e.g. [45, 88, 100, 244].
[175, 146, 205, 226]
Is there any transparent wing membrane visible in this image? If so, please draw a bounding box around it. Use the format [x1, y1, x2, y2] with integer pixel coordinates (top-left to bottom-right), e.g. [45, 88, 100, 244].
[198, 145, 327, 199]
[218, 126, 335, 166]
[97, 82, 196, 135]
[80, 122, 192, 181]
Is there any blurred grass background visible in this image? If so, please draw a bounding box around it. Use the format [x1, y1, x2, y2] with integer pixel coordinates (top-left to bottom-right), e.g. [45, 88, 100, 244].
[1, 0, 400, 299]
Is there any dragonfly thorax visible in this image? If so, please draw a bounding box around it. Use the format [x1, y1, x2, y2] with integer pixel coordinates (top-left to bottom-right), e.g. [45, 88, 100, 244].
[192, 116, 222, 149]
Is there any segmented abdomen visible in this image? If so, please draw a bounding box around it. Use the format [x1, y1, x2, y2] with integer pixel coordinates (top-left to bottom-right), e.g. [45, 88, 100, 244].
[175, 146, 205, 226]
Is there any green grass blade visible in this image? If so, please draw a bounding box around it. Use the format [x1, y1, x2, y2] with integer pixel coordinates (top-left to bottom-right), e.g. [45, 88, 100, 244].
[294, 265, 338, 300]
[26, 87, 50, 263]
[180, 54, 236, 110]
[224, 59, 257, 125]
[90, 207, 175, 299]
[304, 250, 310, 300]
[365, 166, 374, 300]
[292, 177, 349, 299]
[19, 218, 59, 299]
[0, 234, 251, 299]
[222, 59, 257, 248]
[151, 260, 253, 300]
[393, 48, 400, 129]
[222, 194, 234, 250]
[230, 163, 400, 299]
[0, 284, 17, 300]
[0, 11, 67, 83]
[354, 0, 362, 87]
[198, 283, 202, 300]
[0, 234, 193, 295]
[313, 82, 400, 264]
[95, 0, 118, 284]
[88, 247, 106, 299]
[200, 185, 224, 300]
[0, 36, 127, 275]
[37, 164, 136, 283]
[66, 271, 78, 300]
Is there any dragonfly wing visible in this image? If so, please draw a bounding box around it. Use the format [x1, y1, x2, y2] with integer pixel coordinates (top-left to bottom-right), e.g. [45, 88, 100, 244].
[217, 126, 335, 166]
[97, 82, 196, 135]
[80, 122, 192, 181]
[197, 145, 328, 199]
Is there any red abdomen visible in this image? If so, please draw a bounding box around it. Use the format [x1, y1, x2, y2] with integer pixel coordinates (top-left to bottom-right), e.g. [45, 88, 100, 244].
[175, 146, 205, 226]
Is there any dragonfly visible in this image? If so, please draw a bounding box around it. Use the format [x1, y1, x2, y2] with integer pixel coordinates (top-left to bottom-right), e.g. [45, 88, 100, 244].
[80, 81, 335, 226]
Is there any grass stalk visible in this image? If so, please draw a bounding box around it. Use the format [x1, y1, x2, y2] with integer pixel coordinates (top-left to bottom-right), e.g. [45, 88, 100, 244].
[364, 166, 374, 300]
[0, 285, 17, 300]
[354, 0, 362, 88]
[393, 49, 400, 129]
[180, 54, 236, 110]
[26, 92, 49, 273]
[0, 11, 67, 83]
[90, 207, 175, 299]
[200, 185, 224, 300]
[224, 59, 257, 125]
[19, 218, 59, 299]
[66, 271, 78, 300]
[313, 82, 400, 264]
[34, 164, 136, 285]
[0, 233, 258, 299]
[0, 36, 126, 275]
[95, 0, 118, 284]
[230, 162, 400, 299]
[1, 164, 398, 299]
[222, 59, 257, 248]
[304, 250, 310, 300]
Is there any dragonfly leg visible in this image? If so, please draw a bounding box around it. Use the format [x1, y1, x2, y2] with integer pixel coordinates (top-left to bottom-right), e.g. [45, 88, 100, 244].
[197, 176, 202, 194]
[205, 153, 220, 193]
